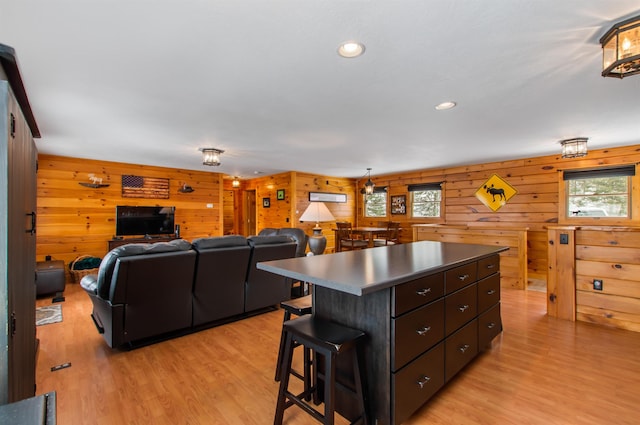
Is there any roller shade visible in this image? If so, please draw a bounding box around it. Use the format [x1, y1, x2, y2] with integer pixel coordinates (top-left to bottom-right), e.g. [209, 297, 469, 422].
[407, 183, 442, 191]
[563, 165, 635, 180]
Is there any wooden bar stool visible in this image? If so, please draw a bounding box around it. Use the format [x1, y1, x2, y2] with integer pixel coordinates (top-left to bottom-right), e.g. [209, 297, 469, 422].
[274, 315, 368, 425]
[274, 295, 313, 387]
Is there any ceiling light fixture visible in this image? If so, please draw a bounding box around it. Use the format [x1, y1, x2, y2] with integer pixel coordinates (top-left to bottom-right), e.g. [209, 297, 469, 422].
[600, 14, 640, 78]
[200, 148, 224, 166]
[363, 168, 375, 195]
[560, 137, 588, 159]
[338, 41, 365, 58]
[435, 101, 457, 110]
[232, 176, 240, 188]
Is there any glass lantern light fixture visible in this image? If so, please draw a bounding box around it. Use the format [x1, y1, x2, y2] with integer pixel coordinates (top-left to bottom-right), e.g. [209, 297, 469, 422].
[232, 176, 240, 188]
[363, 168, 375, 195]
[600, 14, 640, 78]
[560, 137, 588, 159]
[200, 148, 224, 166]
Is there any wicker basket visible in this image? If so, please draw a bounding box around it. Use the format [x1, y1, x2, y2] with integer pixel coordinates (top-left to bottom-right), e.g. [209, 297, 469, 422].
[70, 255, 100, 283]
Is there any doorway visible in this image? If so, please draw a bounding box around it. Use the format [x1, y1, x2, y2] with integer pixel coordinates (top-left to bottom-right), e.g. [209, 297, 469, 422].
[244, 190, 256, 236]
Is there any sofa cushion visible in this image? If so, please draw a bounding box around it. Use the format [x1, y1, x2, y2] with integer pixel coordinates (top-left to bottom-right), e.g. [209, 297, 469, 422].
[258, 228, 279, 237]
[192, 235, 248, 250]
[96, 239, 192, 299]
[248, 235, 293, 246]
[277, 228, 308, 257]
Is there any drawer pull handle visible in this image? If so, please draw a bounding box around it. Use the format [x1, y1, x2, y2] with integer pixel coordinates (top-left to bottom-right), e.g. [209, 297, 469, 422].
[416, 288, 432, 296]
[486, 264, 495, 269]
[458, 274, 470, 281]
[416, 326, 432, 336]
[459, 344, 470, 353]
[487, 322, 496, 329]
[487, 289, 496, 295]
[458, 304, 470, 312]
[417, 376, 431, 389]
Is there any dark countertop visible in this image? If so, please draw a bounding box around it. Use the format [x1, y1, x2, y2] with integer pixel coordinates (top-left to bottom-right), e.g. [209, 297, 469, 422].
[257, 240, 508, 296]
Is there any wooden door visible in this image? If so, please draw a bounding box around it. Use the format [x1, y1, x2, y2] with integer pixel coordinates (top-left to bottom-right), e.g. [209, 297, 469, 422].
[244, 190, 256, 236]
[1, 83, 38, 403]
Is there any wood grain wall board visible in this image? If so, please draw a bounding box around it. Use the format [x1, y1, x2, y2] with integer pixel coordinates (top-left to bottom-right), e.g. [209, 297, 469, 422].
[576, 259, 640, 281]
[577, 305, 640, 332]
[576, 276, 640, 298]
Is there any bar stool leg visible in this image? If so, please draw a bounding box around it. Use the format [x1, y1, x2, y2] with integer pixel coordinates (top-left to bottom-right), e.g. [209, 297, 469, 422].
[323, 351, 337, 425]
[274, 310, 292, 381]
[274, 332, 295, 425]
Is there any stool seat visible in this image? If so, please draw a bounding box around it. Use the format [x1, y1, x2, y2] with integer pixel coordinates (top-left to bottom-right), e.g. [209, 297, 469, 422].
[280, 295, 313, 317]
[283, 316, 365, 354]
[275, 315, 369, 425]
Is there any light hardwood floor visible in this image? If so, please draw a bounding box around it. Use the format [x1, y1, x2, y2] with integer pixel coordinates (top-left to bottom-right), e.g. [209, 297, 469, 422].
[35, 284, 639, 425]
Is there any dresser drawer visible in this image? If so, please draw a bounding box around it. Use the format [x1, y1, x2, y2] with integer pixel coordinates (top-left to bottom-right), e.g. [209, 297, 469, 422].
[392, 299, 444, 371]
[444, 283, 477, 336]
[478, 303, 502, 349]
[445, 319, 478, 382]
[477, 254, 500, 280]
[392, 342, 444, 425]
[393, 272, 444, 317]
[445, 262, 477, 294]
[477, 273, 500, 314]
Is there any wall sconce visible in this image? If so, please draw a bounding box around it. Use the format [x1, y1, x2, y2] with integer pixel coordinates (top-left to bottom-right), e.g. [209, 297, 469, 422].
[178, 183, 194, 193]
[560, 137, 588, 159]
[232, 177, 240, 188]
[200, 148, 224, 166]
[363, 168, 375, 195]
[600, 14, 640, 78]
[79, 173, 110, 188]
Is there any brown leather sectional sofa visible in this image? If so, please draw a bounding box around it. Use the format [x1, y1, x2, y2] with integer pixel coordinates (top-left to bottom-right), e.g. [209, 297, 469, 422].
[80, 235, 298, 348]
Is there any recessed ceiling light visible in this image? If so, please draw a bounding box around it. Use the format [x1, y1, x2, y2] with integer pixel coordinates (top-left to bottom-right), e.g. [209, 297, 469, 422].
[435, 101, 457, 110]
[338, 41, 365, 58]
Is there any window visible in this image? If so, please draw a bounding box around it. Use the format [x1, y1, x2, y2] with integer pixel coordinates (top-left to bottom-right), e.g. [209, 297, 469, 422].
[563, 165, 635, 219]
[409, 183, 442, 218]
[364, 188, 387, 218]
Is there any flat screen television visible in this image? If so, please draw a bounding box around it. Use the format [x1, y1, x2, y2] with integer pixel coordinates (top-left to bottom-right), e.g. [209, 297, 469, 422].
[115, 206, 175, 237]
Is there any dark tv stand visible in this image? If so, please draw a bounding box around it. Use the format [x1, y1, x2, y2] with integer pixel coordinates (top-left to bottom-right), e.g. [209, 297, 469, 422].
[108, 235, 178, 251]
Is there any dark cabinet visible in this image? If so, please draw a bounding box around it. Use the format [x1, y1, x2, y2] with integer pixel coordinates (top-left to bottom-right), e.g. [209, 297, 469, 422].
[1, 44, 40, 404]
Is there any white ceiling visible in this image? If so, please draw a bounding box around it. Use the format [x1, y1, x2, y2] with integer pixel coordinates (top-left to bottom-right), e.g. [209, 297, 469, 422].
[2, 1, 640, 179]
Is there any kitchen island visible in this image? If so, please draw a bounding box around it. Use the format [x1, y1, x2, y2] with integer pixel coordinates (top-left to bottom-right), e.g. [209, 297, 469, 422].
[258, 240, 508, 424]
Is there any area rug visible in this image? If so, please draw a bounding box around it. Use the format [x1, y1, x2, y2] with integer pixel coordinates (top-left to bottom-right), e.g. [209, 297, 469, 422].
[36, 304, 63, 326]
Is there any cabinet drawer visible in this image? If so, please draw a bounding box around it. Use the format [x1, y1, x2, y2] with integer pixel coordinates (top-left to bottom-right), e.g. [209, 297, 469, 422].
[477, 254, 500, 280]
[392, 299, 444, 371]
[393, 272, 444, 317]
[444, 284, 477, 336]
[392, 342, 444, 425]
[445, 262, 477, 294]
[478, 303, 502, 349]
[445, 319, 478, 382]
[477, 273, 500, 314]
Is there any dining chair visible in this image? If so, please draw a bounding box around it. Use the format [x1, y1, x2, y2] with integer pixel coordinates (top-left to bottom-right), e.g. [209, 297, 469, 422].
[373, 221, 401, 246]
[336, 222, 368, 252]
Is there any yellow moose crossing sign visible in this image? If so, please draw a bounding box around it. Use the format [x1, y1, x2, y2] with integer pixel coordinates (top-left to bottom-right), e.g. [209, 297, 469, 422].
[475, 174, 517, 212]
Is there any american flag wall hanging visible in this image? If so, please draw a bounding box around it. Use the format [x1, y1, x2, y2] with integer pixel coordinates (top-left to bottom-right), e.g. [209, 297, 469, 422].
[121, 175, 170, 199]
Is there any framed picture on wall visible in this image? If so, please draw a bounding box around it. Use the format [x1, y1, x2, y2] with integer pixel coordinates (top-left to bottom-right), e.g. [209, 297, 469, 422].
[309, 192, 347, 203]
[263, 197, 270, 208]
[277, 189, 285, 200]
[391, 195, 406, 215]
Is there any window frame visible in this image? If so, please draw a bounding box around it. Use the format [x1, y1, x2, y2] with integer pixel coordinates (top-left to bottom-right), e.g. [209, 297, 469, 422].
[408, 182, 445, 223]
[364, 187, 388, 218]
[559, 164, 640, 226]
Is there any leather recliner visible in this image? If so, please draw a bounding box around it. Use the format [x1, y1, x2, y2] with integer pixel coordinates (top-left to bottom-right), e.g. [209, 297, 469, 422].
[245, 235, 297, 312]
[80, 239, 197, 348]
[191, 235, 252, 326]
[258, 227, 308, 257]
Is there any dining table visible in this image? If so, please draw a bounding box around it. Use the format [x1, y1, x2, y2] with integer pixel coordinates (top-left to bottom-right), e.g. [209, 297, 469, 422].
[333, 226, 388, 250]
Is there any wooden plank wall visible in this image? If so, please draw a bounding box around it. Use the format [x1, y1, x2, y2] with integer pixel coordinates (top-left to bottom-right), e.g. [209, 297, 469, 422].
[575, 227, 640, 332]
[36, 154, 224, 279]
[357, 144, 640, 289]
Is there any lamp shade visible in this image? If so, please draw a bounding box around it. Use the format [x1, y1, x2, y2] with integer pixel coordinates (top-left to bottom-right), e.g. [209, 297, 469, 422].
[300, 202, 335, 225]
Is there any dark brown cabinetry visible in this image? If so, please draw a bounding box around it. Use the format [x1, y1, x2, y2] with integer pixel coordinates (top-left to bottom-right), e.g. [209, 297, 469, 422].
[314, 252, 502, 425]
[1, 44, 41, 404]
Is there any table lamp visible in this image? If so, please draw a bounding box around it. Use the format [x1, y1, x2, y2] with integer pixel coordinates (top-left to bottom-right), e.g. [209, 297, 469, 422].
[299, 202, 335, 255]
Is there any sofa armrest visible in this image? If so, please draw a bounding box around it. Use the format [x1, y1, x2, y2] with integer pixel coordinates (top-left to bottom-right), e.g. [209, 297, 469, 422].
[80, 274, 99, 295]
